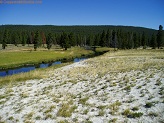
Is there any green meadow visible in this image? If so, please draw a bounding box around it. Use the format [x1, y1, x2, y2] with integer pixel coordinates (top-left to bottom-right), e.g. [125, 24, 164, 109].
[0, 47, 96, 70]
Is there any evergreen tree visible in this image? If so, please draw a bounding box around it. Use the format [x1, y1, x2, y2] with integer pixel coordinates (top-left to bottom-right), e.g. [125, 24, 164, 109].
[27, 33, 31, 46]
[33, 31, 39, 50]
[133, 33, 139, 49]
[106, 29, 111, 47]
[94, 34, 100, 46]
[87, 34, 94, 46]
[157, 25, 163, 49]
[11, 32, 18, 46]
[21, 32, 26, 46]
[111, 30, 117, 49]
[46, 33, 53, 50]
[30, 32, 35, 44]
[116, 29, 122, 49]
[141, 32, 146, 49]
[2, 30, 8, 49]
[17, 32, 22, 44]
[100, 30, 106, 47]
[69, 32, 76, 46]
[128, 32, 134, 49]
[41, 32, 46, 47]
[150, 33, 157, 49]
[60, 32, 70, 50]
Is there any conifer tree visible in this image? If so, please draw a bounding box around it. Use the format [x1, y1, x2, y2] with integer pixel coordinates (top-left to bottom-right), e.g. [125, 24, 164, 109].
[41, 32, 46, 47]
[94, 34, 100, 46]
[47, 33, 53, 50]
[100, 30, 106, 47]
[34, 31, 39, 50]
[150, 33, 157, 49]
[157, 25, 163, 49]
[141, 32, 146, 49]
[111, 30, 117, 49]
[21, 32, 26, 46]
[133, 33, 139, 49]
[69, 32, 76, 46]
[106, 29, 111, 47]
[2, 30, 8, 49]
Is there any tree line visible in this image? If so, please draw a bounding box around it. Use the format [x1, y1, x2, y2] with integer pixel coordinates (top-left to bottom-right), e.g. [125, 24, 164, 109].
[0, 25, 163, 50]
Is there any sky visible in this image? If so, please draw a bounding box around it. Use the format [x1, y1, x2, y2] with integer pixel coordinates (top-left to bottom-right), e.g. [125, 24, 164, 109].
[0, 0, 164, 29]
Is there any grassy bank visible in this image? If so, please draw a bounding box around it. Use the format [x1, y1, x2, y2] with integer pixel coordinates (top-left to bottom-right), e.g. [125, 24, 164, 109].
[0, 47, 93, 70]
[0, 47, 111, 86]
[0, 47, 111, 70]
[0, 62, 71, 87]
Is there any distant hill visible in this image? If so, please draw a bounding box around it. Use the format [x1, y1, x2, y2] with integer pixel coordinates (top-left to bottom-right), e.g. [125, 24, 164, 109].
[0, 25, 156, 36]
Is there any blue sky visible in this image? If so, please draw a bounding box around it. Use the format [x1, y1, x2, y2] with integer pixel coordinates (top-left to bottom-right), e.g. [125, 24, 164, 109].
[0, 0, 164, 29]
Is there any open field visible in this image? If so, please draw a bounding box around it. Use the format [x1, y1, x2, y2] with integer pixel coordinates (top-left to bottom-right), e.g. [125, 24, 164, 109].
[0, 49, 164, 123]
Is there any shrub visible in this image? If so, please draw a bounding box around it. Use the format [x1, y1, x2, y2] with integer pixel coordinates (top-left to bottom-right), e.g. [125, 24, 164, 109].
[145, 102, 153, 108]
[127, 112, 143, 118]
[122, 109, 131, 116]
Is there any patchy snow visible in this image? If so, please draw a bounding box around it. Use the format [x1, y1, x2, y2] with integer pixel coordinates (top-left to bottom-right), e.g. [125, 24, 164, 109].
[0, 53, 164, 123]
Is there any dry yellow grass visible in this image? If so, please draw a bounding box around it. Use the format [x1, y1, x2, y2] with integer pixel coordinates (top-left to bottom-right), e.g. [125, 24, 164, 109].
[65, 49, 164, 80]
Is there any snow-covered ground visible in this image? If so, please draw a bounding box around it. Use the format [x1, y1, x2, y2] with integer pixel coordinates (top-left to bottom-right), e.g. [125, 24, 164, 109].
[0, 50, 164, 123]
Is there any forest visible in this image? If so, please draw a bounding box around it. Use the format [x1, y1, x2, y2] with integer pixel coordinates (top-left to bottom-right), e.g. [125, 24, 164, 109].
[0, 25, 163, 50]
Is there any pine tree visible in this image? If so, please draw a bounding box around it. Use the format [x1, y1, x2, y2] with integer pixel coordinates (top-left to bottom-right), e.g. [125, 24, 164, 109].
[157, 25, 163, 49]
[11, 32, 17, 46]
[34, 31, 39, 50]
[41, 32, 46, 47]
[69, 32, 76, 46]
[21, 32, 26, 46]
[2, 30, 8, 49]
[141, 32, 146, 49]
[100, 30, 106, 47]
[60, 32, 70, 50]
[63, 33, 70, 50]
[111, 30, 117, 49]
[106, 29, 111, 47]
[94, 34, 100, 46]
[133, 33, 139, 49]
[47, 33, 53, 50]
[150, 33, 157, 49]
[27, 34, 31, 46]
[87, 34, 94, 46]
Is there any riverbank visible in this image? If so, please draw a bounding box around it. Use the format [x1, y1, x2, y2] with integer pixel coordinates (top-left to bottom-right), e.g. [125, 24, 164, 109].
[0, 46, 111, 70]
[0, 49, 164, 123]
[0, 47, 111, 85]
[0, 47, 92, 70]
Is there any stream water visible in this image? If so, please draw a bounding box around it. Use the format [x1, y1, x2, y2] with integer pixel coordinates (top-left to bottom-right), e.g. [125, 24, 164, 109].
[0, 58, 86, 77]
